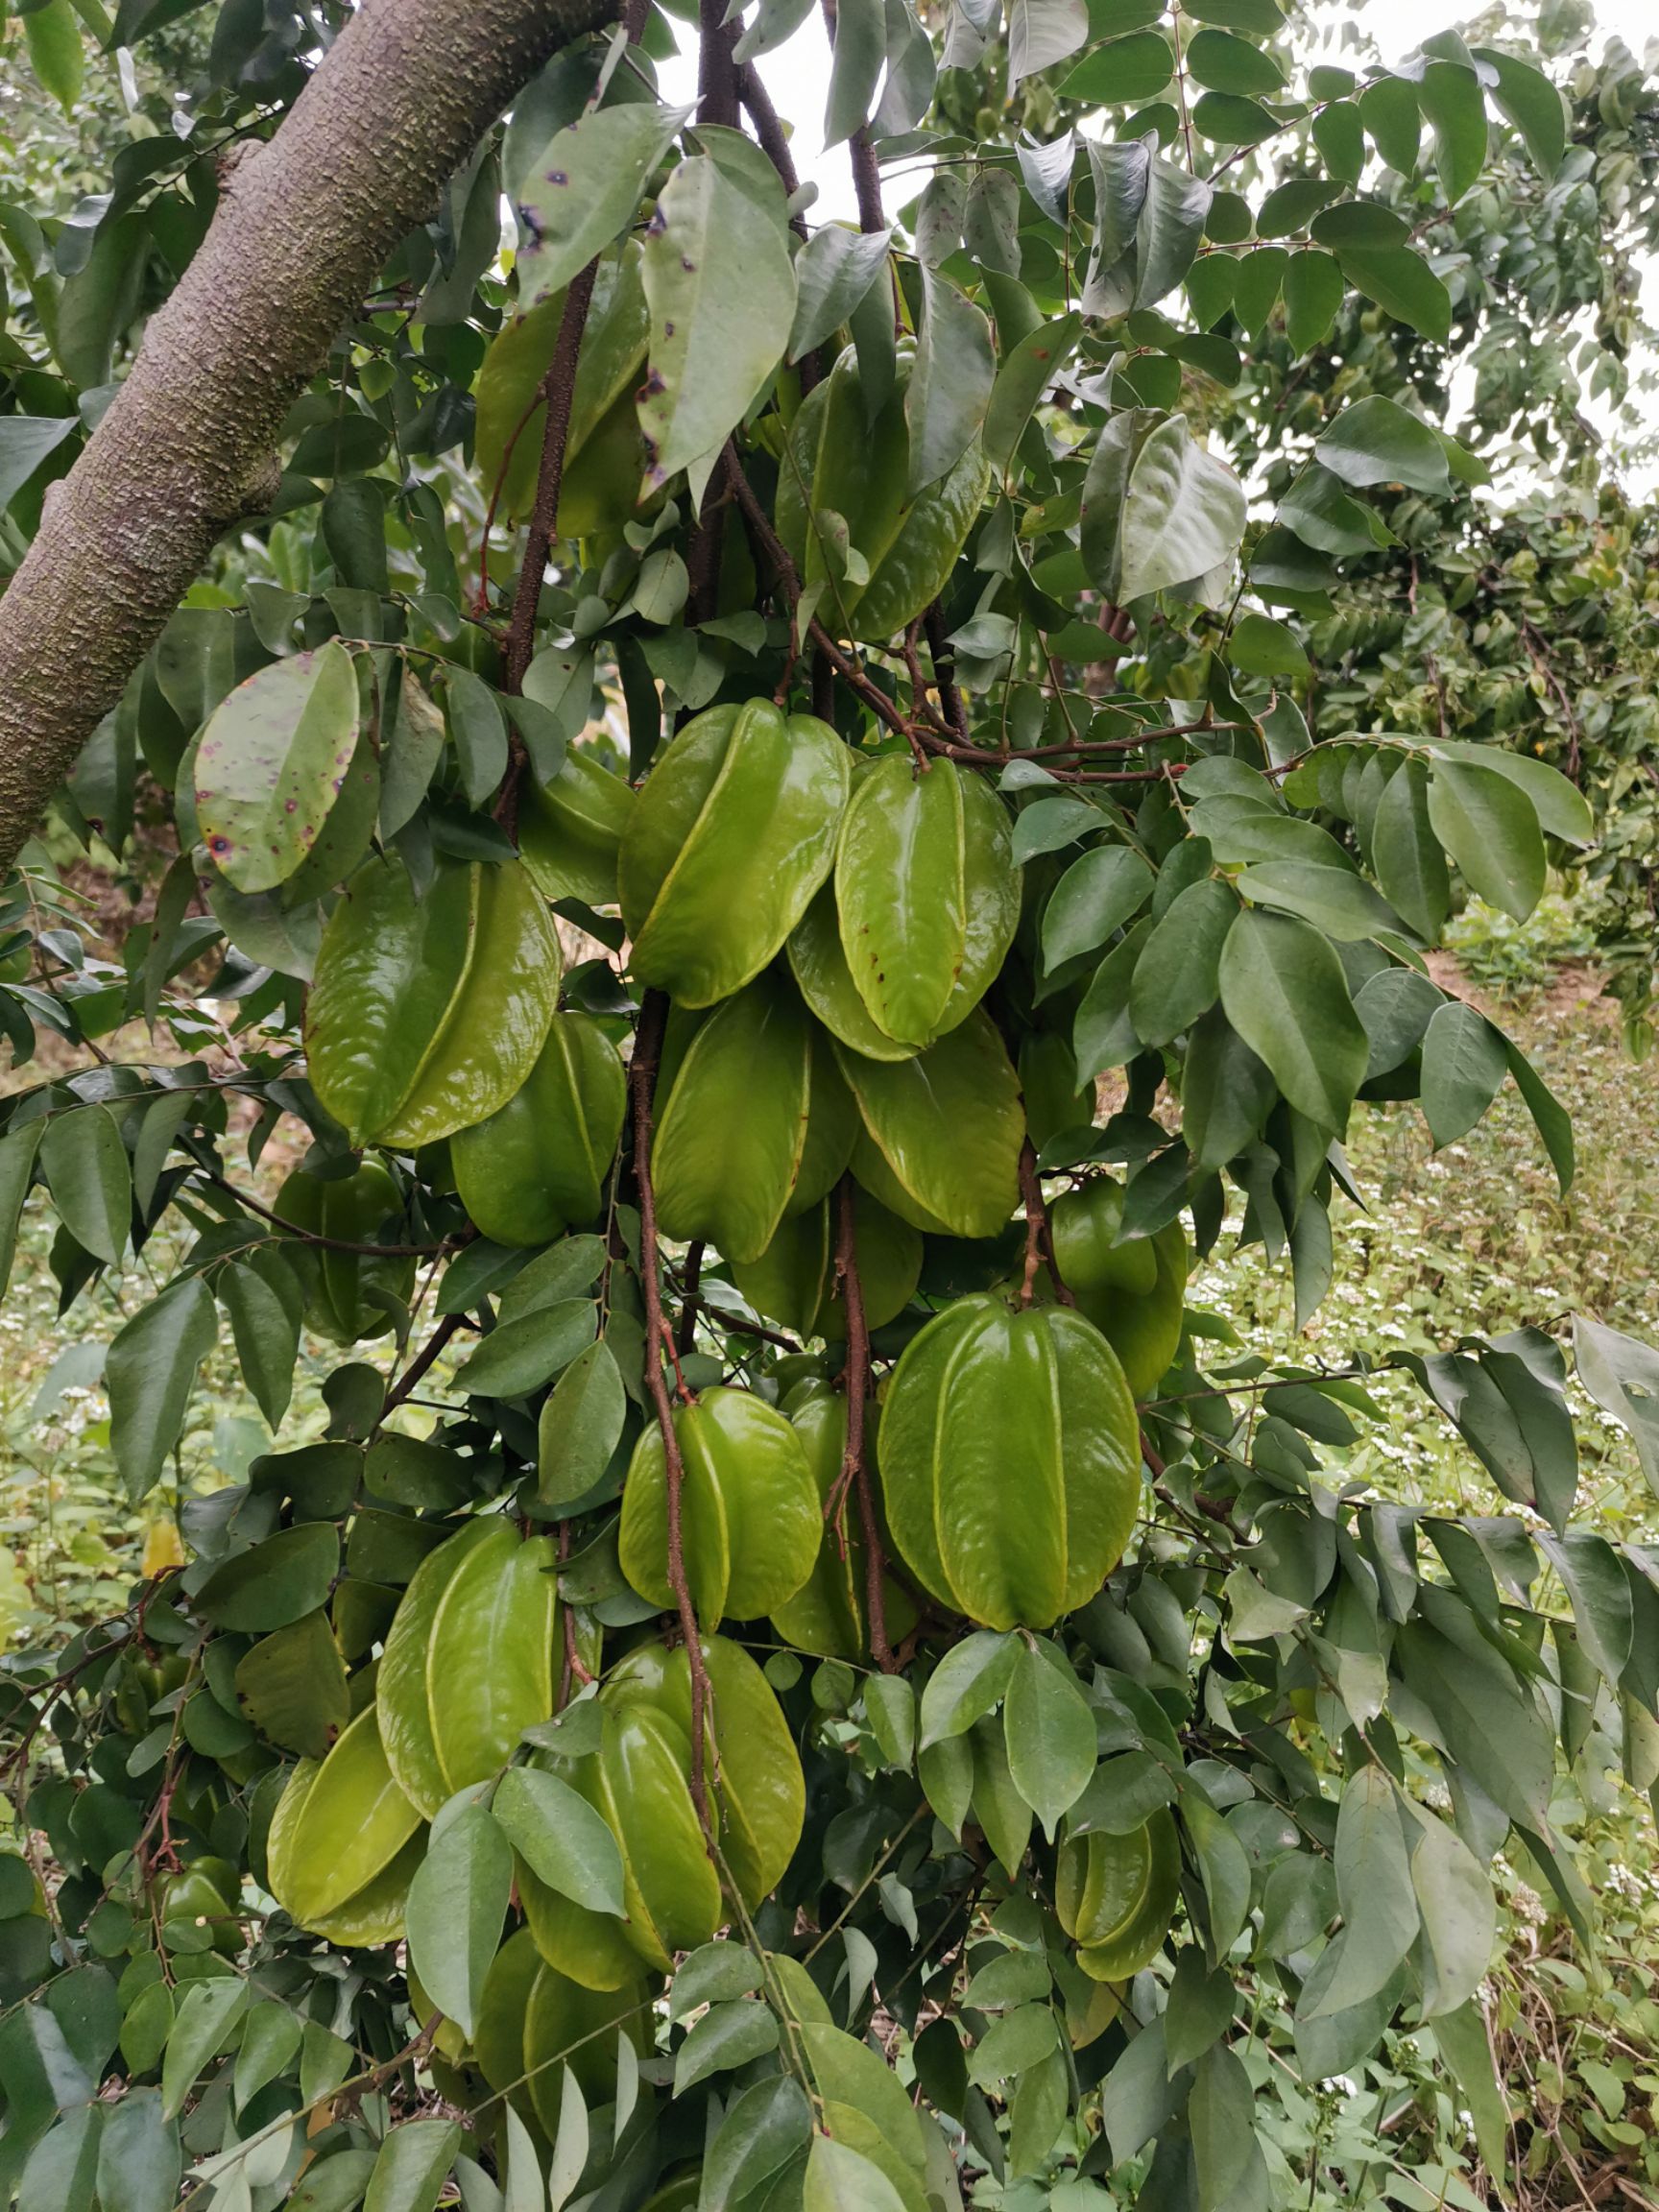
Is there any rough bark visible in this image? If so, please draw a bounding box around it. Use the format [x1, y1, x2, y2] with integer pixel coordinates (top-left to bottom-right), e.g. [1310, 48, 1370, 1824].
[0, 0, 617, 870]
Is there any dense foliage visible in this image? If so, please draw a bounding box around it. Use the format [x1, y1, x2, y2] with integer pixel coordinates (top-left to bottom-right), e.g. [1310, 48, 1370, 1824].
[2, 3, 1659, 2210]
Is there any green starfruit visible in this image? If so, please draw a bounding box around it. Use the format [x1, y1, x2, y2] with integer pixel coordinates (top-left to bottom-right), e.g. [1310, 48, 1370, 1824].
[265, 1703, 423, 1935]
[1057, 1811, 1181, 1981]
[475, 1929, 653, 2135]
[731, 1186, 922, 1340]
[376, 1519, 560, 1817]
[618, 1385, 820, 1625]
[769, 1385, 919, 1662]
[451, 1009, 626, 1247]
[518, 743, 635, 907]
[1049, 1177, 1190, 1401]
[619, 698, 850, 1006]
[273, 1156, 415, 1342]
[834, 756, 1021, 1047]
[878, 1295, 1141, 1630]
[305, 852, 562, 1147]
[775, 345, 991, 642]
[838, 1008, 1024, 1239]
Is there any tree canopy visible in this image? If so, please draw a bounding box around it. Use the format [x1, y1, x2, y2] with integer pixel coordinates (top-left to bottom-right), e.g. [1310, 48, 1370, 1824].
[1, 2, 1659, 2209]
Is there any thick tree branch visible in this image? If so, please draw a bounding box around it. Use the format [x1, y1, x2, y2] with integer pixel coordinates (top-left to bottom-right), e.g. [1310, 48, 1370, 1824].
[0, 0, 617, 870]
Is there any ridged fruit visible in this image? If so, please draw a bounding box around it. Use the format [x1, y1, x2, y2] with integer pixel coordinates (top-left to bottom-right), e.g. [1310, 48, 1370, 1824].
[450, 1009, 626, 1247]
[1057, 1810, 1181, 1981]
[273, 1157, 415, 1342]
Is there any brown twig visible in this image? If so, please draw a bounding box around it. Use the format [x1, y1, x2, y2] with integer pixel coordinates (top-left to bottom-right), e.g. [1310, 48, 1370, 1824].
[675, 1238, 704, 1358]
[197, 1169, 450, 1258]
[829, 1175, 894, 1670]
[1017, 1140, 1073, 1309]
[380, 1310, 466, 1421]
[502, 258, 600, 698]
[629, 988, 714, 1835]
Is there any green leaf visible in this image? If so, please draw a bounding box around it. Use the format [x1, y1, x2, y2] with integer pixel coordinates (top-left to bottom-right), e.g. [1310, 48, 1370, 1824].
[1420, 1000, 1507, 1145]
[905, 268, 995, 497]
[234, 1610, 349, 1760]
[1418, 58, 1487, 204]
[1574, 1315, 1659, 1499]
[1113, 414, 1245, 603]
[546, 2068, 589, 2212]
[1182, 1006, 1274, 1169]
[640, 154, 796, 493]
[1426, 758, 1547, 921]
[1134, 155, 1213, 309]
[1008, 0, 1089, 83]
[919, 1629, 1017, 1747]
[1184, 1790, 1251, 1959]
[93, 2090, 180, 2212]
[824, 0, 884, 141]
[1371, 757, 1451, 940]
[804, 2134, 909, 2212]
[1011, 793, 1103, 865]
[865, 1674, 916, 1770]
[1424, 738, 1593, 844]
[1315, 396, 1450, 494]
[1182, 0, 1284, 27]
[194, 643, 359, 893]
[405, 1804, 513, 2040]
[1503, 1032, 1574, 1194]
[454, 1295, 597, 1400]
[1187, 25, 1284, 94]
[24, 0, 84, 113]
[1190, 2043, 1255, 2212]
[107, 1277, 217, 1500]
[1217, 908, 1368, 1131]
[492, 1766, 625, 1915]
[1402, 1797, 1495, 2018]
[0, 1121, 43, 1303]
[1059, 31, 1174, 104]
[1358, 74, 1422, 174]
[1236, 860, 1398, 942]
[789, 224, 893, 363]
[198, 1522, 341, 1631]
[1080, 133, 1152, 317]
[1305, 1767, 1417, 2016]
[670, 1941, 763, 2020]
[219, 1258, 301, 1429]
[1538, 1530, 1633, 1686]
[0, 416, 77, 513]
[1283, 249, 1343, 352]
[1073, 915, 1152, 1079]
[536, 1336, 626, 1507]
[985, 310, 1082, 477]
[160, 1976, 248, 2119]
[364, 2118, 461, 2212]
[41, 1102, 131, 1264]
[1003, 1641, 1095, 1839]
[445, 668, 509, 807]
[704, 2078, 813, 2212]
[673, 1998, 781, 2094]
[516, 103, 688, 305]
[18, 2105, 102, 2212]
[1190, 90, 1278, 144]
[1475, 45, 1567, 179]
[1431, 2003, 1509, 2187]
[1335, 243, 1453, 342]
[1042, 844, 1152, 972]
[1311, 97, 1365, 183]
[1130, 878, 1236, 1046]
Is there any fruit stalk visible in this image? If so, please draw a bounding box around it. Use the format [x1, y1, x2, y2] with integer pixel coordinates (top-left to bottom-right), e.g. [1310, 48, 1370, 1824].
[628, 987, 716, 1836]
[1018, 1139, 1074, 1310]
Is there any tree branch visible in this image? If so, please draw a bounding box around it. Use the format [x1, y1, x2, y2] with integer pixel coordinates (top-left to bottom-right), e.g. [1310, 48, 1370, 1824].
[829, 1174, 894, 1671]
[0, 0, 618, 869]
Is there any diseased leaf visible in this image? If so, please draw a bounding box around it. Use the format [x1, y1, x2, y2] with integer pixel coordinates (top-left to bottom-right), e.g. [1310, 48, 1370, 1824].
[516, 104, 689, 305]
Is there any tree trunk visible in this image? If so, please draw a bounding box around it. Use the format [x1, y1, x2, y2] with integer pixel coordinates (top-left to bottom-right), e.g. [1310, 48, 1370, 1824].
[0, 0, 616, 870]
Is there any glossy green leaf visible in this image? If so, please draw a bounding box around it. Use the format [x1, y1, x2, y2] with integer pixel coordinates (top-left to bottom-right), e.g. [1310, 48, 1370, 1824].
[1041, 842, 1152, 972]
[1335, 242, 1453, 341]
[1003, 1640, 1096, 1837]
[789, 224, 893, 362]
[1418, 57, 1487, 205]
[93, 2091, 180, 2212]
[1371, 757, 1451, 940]
[1475, 44, 1567, 179]
[160, 1974, 248, 2119]
[41, 1102, 130, 1264]
[363, 2119, 460, 2212]
[1426, 757, 1547, 921]
[905, 269, 995, 497]
[1420, 1000, 1507, 1145]
[537, 1337, 626, 1507]
[838, 1010, 1024, 1239]
[1316, 395, 1450, 493]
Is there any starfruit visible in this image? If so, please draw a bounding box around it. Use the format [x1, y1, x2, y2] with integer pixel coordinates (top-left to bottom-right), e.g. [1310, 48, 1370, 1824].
[770, 1384, 919, 1662]
[376, 1519, 560, 1817]
[273, 1157, 416, 1342]
[521, 1633, 803, 1987]
[837, 1008, 1024, 1240]
[878, 1295, 1141, 1631]
[731, 1185, 922, 1342]
[451, 1009, 626, 1247]
[474, 245, 650, 534]
[518, 743, 635, 907]
[306, 852, 562, 1147]
[265, 1702, 423, 1938]
[788, 886, 918, 1063]
[774, 345, 991, 643]
[653, 975, 855, 1263]
[475, 1929, 652, 2136]
[1057, 1810, 1181, 1981]
[619, 698, 850, 1007]
[1049, 1178, 1189, 1401]
[834, 757, 1021, 1047]
[520, 1699, 722, 1986]
[618, 1385, 820, 1626]
[610, 1633, 805, 1908]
